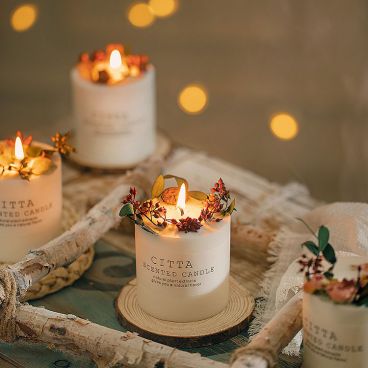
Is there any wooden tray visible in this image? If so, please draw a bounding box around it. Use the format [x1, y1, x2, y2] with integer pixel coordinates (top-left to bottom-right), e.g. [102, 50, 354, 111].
[115, 277, 255, 348]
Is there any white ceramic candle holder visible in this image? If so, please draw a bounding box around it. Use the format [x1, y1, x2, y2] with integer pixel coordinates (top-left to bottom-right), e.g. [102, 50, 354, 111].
[135, 216, 231, 322]
[0, 142, 62, 263]
[70, 66, 156, 169]
[303, 256, 368, 368]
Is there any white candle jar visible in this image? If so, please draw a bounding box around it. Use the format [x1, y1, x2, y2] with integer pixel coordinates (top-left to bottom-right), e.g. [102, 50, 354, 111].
[135, 216, 231, 322]
[0, 143, 62, 263]
[303, 293, 368, 368]
[70, 66, 156, 168]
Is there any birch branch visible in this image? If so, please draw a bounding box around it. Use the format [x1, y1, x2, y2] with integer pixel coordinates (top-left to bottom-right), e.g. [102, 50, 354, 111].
[230, 292, 303, 368]
[0, 157, 163, 305]
[15, 304, 227, 368]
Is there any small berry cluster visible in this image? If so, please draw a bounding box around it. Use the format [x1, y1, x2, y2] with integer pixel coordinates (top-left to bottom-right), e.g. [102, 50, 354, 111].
[199, 178, 231, 222]
[171, 217, 202, 233]
[298, 254, 324, 280]
[51, 132, 76, 156]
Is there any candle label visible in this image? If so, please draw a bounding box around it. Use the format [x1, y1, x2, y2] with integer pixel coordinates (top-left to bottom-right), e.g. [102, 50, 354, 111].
[304, 315, 364, 363]
[0, 199, 54, 227]
[81, 110, 148, 135]
[139, 251, 226, 290]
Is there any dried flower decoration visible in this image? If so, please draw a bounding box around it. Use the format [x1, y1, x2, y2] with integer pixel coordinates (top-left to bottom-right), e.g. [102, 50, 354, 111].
[0, 131, 75, 181]
[119, 175, 236, 234]
[77, 43, 149, 85]
[298, 221, 368, 306]
[51, 131, 76, 156]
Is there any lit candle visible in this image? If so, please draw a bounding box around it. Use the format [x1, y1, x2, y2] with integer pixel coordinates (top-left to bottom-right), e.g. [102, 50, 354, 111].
[0, 132, 68, 263]
[70, 43, 156, 169]
[120, 176, 235, 322]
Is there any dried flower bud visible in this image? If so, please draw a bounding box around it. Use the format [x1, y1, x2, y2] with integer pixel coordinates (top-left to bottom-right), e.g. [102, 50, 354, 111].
[91, 50, 105, 62]
[79, 52, 90, 63]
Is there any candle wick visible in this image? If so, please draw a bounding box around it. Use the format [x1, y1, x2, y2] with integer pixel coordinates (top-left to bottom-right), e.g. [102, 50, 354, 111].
[178, 207, 184, 216]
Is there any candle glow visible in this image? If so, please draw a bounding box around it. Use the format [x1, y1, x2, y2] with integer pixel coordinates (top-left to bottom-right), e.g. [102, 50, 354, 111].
[15, 137, 24, 160]
[76, 43, 149, 85]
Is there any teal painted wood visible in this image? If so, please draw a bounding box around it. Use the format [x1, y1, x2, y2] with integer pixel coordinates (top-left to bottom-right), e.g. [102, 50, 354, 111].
[0, 240, 250, 367]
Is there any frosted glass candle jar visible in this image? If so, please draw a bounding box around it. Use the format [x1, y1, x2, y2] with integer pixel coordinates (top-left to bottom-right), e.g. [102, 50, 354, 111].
[0, 142, 62, 263]
[303, 256, 368, 368]
[135, 216, 231, 322]
[70, 66, 156, 168]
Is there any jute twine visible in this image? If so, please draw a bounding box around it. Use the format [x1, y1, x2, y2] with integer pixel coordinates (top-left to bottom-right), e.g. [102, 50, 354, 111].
[0, 266, 17, 342]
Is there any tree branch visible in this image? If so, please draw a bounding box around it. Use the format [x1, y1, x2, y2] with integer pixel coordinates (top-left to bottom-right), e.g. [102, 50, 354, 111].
[230, 293, 302, 368]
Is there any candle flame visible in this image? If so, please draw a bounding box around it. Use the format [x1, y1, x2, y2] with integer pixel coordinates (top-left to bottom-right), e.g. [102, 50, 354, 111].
[109, 49, 122, 69]
[15, 137, 25, 160]
[176, 183, 186, 211]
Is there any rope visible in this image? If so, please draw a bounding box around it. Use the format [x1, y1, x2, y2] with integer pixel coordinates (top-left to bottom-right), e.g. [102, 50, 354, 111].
[0, 266, 17, 342]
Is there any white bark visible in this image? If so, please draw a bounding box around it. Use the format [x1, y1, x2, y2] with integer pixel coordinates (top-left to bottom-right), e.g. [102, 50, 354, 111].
[15, 304, 227, 368]
[230, 293, 303, 368]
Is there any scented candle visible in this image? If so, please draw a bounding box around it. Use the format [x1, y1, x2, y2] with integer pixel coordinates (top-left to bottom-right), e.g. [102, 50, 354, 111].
[70, 44, 156, 168]
[0, 134, 63, 263]
[120, 176, 235, 322]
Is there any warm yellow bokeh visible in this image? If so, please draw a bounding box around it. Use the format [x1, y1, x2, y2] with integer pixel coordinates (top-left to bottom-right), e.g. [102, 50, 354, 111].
[270, 113, 299, 140]
[128, 3, 155, 28]
[178, 84, 208, 114]
[11, 4, 38, 32]
[149, 0, 178, 17]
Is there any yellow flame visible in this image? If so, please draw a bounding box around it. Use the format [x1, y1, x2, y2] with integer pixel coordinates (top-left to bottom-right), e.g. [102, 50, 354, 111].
[176, 183, 186, 210]
[109, 50, 122, 69]
[15, 137, 25, 160]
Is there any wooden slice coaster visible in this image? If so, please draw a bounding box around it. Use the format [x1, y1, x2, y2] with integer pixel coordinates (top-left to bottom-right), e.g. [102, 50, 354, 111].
[67, 132, 171, 172]
[115, 277, 255, 348]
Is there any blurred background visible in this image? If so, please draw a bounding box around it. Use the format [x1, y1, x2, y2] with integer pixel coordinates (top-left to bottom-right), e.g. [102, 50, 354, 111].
[1, 0, 368, 202]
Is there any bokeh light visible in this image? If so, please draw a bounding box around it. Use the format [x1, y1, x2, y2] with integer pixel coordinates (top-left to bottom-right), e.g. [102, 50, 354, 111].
[270, 113, 299, 140]
[149, 0, 178, 17]
[11, 4, 38, 32]
[178, 84, 208, 114]
[128, 3, 155, 28]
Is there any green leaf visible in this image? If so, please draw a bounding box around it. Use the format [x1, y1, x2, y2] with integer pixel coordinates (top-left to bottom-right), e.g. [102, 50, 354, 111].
[358, 284, 368, 300]
[318, 226, 329, 251]
[119, 203, 134, 217]
[188, 191, 208, 201]
[323, 271, 334, 280]
[302, 241, 319, 256]
[163, 174, 189, 190]
[322, 243, 337, 264]
[356, 296, 368, 307]
[151, 175, 165, 198]
[224, 198, 236, 216]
